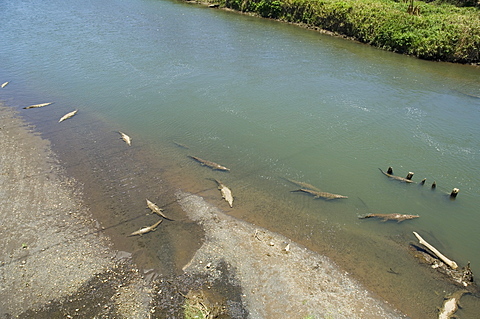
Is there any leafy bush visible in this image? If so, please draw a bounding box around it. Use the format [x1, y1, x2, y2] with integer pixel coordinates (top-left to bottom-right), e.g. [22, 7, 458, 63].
[257, 0, 283, 18]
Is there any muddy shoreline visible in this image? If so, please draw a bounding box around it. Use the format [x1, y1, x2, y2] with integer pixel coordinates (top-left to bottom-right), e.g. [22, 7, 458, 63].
[0, 102, 408, 318]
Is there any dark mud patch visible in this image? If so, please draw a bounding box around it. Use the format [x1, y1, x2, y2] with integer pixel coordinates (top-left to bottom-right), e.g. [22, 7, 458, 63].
[16, 259, 141, 319]
[152, 261, 247, 318]
[15, 257, 246, 319]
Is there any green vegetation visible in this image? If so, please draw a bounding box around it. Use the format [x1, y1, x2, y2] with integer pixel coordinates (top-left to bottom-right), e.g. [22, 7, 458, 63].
[183, 302, 207, 319]
[204, 0, 480, 63]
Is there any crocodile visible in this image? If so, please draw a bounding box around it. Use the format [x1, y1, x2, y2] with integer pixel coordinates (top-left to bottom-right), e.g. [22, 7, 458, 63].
[359, 213, 419, 223]
[214, 179, 233, 208]
[173, 141, 189, 149]
[284, 178, 321, 191]
[23, 102, 53, 109]
[189, 155, 230, 171]
[128, 219, 162, 236]
[292, 188, 348, 200]
[119, 131, 132, 146]
[58, 109, 78, 122]
[146, 199, 173, 220]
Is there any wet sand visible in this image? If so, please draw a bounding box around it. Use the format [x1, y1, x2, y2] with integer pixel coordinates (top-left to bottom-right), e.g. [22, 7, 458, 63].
[0, 103, 408, 318]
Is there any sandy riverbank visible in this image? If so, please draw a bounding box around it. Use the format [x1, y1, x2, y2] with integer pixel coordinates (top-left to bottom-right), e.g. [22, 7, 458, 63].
[0, 105, 151, 318]
[0, 104, 406, 318]
[177, 190, 405, 318]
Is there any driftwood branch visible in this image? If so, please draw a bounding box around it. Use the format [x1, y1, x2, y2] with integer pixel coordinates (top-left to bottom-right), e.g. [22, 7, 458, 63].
[413, 232, 458, 269]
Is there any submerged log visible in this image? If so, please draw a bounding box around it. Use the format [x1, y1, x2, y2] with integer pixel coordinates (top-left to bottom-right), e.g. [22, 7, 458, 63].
[378, 168, 415, 183]
[413, 232, 458, 269]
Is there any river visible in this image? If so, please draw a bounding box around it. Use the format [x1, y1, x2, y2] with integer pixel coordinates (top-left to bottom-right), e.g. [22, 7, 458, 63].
[1, 0, 479, 317]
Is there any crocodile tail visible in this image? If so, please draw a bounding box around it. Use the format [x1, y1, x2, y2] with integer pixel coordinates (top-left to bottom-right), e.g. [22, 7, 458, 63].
[359, 214, 373, 219]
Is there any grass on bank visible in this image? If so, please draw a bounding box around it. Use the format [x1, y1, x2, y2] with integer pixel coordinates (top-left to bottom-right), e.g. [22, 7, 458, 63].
[203, 0, 480, 63]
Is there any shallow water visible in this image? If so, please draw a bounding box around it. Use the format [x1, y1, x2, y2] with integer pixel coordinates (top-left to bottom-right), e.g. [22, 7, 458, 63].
[1, 0, 480, 317]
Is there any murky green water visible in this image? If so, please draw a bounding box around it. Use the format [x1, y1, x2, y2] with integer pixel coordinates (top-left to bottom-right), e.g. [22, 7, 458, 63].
[1, 0, 479, 317]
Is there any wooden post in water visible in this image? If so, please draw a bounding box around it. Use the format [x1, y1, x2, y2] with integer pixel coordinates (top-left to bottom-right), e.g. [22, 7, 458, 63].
[387, 166, 393, 175]
[406, 172, 414, 180]
[450, 188, 460, 198]
[431, 181, 436, 189]
[420, 178, 426, 185]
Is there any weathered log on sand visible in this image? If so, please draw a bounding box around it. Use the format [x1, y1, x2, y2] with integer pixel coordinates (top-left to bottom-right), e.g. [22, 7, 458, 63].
[413, 232, 458, 269]
[411, 247, 475, 287]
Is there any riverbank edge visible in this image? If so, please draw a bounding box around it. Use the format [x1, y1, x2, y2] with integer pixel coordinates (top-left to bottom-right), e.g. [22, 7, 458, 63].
[182, 0, 480, 64]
